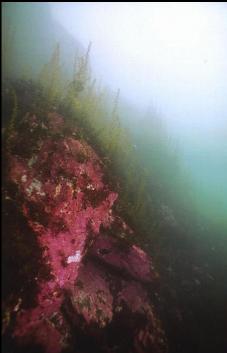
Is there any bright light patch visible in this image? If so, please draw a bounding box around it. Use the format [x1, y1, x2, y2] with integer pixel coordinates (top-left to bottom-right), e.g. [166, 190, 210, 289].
[50, 2, 226, 119]
[67, 251, 82, 264]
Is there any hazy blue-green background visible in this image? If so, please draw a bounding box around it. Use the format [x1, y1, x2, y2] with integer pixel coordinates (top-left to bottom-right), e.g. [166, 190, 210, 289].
[2, 2, 227, 233]
[50, 2, 227, 227]
[2, 4, 227, 352]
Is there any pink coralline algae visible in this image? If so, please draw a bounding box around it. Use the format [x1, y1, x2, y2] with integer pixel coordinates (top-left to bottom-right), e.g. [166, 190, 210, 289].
[4, 111, 167, 353]
[90, 235, 158, 283]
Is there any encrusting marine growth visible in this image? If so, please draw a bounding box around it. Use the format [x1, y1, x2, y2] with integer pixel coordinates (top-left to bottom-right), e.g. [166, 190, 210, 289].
[3, 109, 168, 353]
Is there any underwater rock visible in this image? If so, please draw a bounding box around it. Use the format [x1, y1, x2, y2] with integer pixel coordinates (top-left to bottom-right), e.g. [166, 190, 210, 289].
[89, 234, 158, 283]
[3, 111, 167, 353]
[65, 252, 166, 353]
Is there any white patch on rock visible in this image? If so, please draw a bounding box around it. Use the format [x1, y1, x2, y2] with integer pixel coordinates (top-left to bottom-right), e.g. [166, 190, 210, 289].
[21, 175, 27, 183]
[28, 155, 37, 168]
[26, 178, 45, 197]
[67, 251, 81, 264]
[41, 122, 48, 130]
[54, 184, 62, 197]
[13, 298, 22, 312]
[87, 184, 95, 190]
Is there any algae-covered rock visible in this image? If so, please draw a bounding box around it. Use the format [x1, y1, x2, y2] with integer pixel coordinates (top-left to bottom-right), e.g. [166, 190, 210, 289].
[2, 110, 167, 353]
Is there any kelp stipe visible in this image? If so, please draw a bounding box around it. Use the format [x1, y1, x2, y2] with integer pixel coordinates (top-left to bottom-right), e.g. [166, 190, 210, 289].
[39, 42, 63, 110]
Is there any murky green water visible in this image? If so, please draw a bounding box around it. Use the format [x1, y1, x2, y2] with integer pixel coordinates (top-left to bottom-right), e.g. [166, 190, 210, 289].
[2, 3, 227, 353]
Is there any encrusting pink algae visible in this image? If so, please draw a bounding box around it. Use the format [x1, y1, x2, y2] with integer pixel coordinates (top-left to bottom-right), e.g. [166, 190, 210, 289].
[4, 111, 167, 353]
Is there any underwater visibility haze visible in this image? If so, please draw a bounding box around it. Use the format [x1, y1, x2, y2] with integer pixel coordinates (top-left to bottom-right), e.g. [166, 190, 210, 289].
[2, 2, 227, 353]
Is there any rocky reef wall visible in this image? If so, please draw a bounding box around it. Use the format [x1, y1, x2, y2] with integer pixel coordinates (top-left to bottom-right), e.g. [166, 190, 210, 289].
[2, 110, 167, 353]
